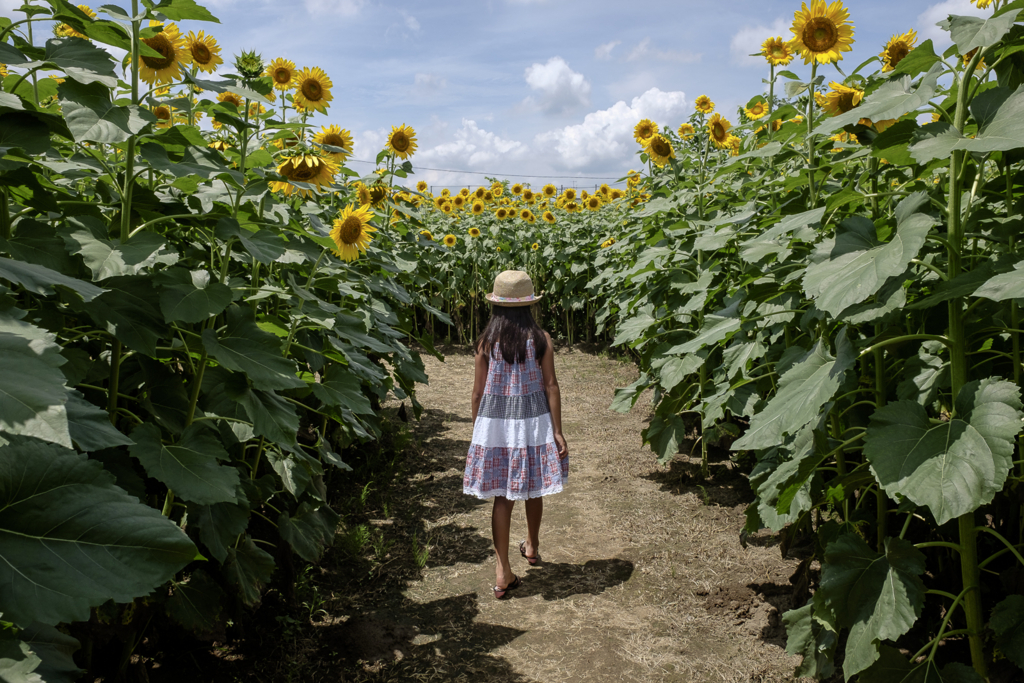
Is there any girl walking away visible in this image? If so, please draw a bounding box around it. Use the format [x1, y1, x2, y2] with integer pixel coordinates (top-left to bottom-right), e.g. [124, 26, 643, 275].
[463, 270, 569, 600]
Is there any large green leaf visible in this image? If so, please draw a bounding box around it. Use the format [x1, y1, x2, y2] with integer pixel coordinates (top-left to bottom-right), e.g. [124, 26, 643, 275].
[911, 86, 1024, 162]
[62, 222, 177, 280]
[815, 534, 926, 679]
[202, 306, 304, 392]
[225, 378, 300, 451]
[0, 113, 52, 155]
[65, 389, 133, 452]
[803, 193, 934, 316]
[223, 537, 275, 606]
[733, 329, 854, 451]
[60, 76, 148, 140]
[21, 37, 118, 87]
[755, 425, 820, 531]
[864, 378, 1023, 525]
[782, 602, 836, 679]
[155, 268, 232, 323]
[188, 500, 249, 564]
[0, 312, 71, 448]
[0, 622, 82, 683]
[278, 502, 339, 562]
[819, 64, 941, 133]
[644, 414, 687, 464]
[151, 0, 220, 22]
[165, 570, 227, 637]
[0, 256, 104, 301]
[974, 260, 1024, 301]
[0, 436, 197, 627]
[860, 646, 985, 683]
[309, 364, 374, 415]
[949, 11, 1019, 54]
[738, 207, 824, 264]
[130, 423, 239, 505]
[990, 594, 1024, 669]
[79, 275, 167, 356]
[139, 141, 243, 183]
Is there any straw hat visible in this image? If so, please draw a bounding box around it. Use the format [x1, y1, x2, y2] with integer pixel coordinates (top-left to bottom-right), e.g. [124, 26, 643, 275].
[485, 270, 542, 307]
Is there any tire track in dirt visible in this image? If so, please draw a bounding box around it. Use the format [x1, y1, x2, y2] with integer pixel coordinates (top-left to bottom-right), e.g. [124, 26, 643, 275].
[347, 345, 806, 682]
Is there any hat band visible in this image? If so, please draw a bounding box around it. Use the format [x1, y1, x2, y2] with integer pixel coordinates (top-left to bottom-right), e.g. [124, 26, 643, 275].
[491, 295, 537, 303]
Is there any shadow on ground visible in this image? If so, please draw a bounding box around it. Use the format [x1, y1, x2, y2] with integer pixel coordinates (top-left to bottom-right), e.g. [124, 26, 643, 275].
[512, 558, 633, 601]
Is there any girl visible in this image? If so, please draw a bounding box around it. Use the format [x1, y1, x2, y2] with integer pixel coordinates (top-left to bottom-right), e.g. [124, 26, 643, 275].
[463, 270, 569, 600]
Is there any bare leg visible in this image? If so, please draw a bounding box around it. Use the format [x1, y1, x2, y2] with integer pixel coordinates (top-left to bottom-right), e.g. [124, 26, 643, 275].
[524, 497, 543, 558]
[492, 496, 515, 588]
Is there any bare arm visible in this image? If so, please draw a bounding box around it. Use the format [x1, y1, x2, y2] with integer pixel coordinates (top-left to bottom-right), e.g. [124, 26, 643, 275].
[539, 331, 568, 458]
[471, 345, 489, 424]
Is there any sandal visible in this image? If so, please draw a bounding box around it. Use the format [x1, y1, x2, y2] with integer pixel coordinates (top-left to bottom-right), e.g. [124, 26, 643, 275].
[519, 540, 541, 566]
[493, 574, 521, 600]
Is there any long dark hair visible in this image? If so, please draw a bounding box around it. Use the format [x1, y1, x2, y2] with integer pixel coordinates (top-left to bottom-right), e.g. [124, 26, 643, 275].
[476, 305, 548, 364]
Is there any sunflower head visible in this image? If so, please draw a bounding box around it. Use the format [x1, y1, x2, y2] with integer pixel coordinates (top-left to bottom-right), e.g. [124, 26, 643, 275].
[610, 188, 625, 200]
[420, 230, 433, 241]
[313, 124, 353, 163]
[511, 183, 523, 195]
[822, 81, 863, 116]
[440, 202, 453, 215]
[54, 4, 97, 39]
[474, 187, 486, 199]
[542, 184, 557, 198]
[586, 196, 602, 211]
[330, 204, 377, 261]
[562, 188, 577, 202]
[761, 36, 794, 66]
[369, 184, 390, 207]
[468, 227, 481, 238]
[484, 190, 494, 202]
[208, 139, 231, 151]
[217, 91, 243, 110]
[519, 208, 531, 221]
[880, 30, 917, 72]
[496, 207, 509, 220]
[185, 31, 223, 74]
[634, 118, 658, 144]
[645, 134, 675, 166]
[694, 95, 715, 114]
[234, 49, 265, 80]
[788, 0, 855, 65]
[291, 66, 333, 113]
[443, 234, 457, 247]
[386, 124, 418, 159]
[453, 195, 466, 208]
[542, 211, 555, 224]
[491, 181, 504, 196]
[531, 242, 540, 251]
[471, 201, 485, 215]
[598, 184, 611, 197]
[708, 113, 733, 149]
[265, 57, 296, 91]
[139, 21, 190, 85]
[744, 100, 768, 120]
[523, 189, 536, 203]
[270, 152, 338, 198]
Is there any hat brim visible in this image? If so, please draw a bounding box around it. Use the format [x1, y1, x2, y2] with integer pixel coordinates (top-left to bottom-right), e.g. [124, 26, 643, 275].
[485, 293, 543, 307]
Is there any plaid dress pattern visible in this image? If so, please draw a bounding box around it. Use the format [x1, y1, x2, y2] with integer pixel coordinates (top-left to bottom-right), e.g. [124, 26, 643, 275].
[463, 338, 568, 500]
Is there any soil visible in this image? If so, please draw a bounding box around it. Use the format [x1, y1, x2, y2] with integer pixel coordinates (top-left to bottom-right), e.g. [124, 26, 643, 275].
[151, 344, 809, 682]
[323, 344, 807, 682]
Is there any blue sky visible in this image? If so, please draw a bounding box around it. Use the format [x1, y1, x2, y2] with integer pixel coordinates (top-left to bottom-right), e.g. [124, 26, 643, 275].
[2, 0, 992, 190]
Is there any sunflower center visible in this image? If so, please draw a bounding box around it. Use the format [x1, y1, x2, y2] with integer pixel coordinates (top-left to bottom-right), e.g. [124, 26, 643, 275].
[887, 43, 909, 67]
[340, 217, 363, 244]
[390, 132, 410, 153]
[837, 91, 857, 113]
[273, 67, 292, 85]
[370, 186, 387, 203]
[323, 134, 345, 148]
[650, 138, 671, 157]
[301, 78, 323, 101]
[804, 17, 838, 53]
[141, 34, 175, 70]
[191, 43, 212, 64]
[771, 46, 787, 58]
[154, 106, 171, 121]
[712, 122, 726, 140]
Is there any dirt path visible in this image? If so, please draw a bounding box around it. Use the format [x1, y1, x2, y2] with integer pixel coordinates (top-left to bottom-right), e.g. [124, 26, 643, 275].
[331, 345, 805, 682]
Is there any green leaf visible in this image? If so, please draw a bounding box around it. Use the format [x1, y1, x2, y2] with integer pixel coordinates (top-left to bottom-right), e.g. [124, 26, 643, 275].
[891, 39, 940, 77]
[65, 389, 133, 451]
[871, 119, 919, 166]
[34, 37, 117, 86]
[129, 423, 240, 506]
[0, 312, 71, 448]
[0, 622, 82, 683]
[62, 222, 177, 279]
[223, 537, 274, 606]
[912, 86, 1024, 161]
[309, 364, 374, 415]
[803, 193, 934, 316]
[950, 11, 1019, 54]
[755, 425, 821, 530]
[0, 112, 52, 155]
[651, 350, 706, 392]
[644, 414, 687, 464]
[0, 255, 104, 301]
[151, 0, 220, 22]
[139, 141, 243, 183]
[225, 379, 300, 451]
[860, 646, 985, 683]
[782, 602, 836, 679]
[974, 260, 1024, 300]
[610, 373, 650, 414]
[0, 42, 28, 66]
[733, 329, 855, 451]
[612, 309, 656, 347]
[864, 378, 1023, 525]
[202, 306, 305, 392]
[78, 275, 167, 356]
[278, 502, 339, 562]
[189, 501, 249, 564]
[155, 268, 232, 323]
[819, 64, 941, 133]
[165, 570, 227, 637]
[738, 207, 825, 264]
[990, 594, 1024, 669]
[815, 534, 926, 679]
[0, 435, 197, 627]
[896, 341, 948, 405]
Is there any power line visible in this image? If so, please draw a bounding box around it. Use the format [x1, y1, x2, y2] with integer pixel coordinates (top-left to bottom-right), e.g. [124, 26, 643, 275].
[345, 158, 627, 181]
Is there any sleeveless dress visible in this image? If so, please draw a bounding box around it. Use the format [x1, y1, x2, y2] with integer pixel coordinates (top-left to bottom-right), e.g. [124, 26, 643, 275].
[463, 338, 568, 500]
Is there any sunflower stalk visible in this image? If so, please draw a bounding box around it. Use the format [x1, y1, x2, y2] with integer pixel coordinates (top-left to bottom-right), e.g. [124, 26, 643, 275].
[805, 62, 818, 209]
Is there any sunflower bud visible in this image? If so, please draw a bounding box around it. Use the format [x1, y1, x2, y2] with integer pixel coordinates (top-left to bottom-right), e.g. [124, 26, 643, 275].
[234, 49, 265, 80]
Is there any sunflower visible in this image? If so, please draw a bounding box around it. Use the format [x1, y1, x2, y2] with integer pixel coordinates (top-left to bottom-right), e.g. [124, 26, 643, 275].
[248, 102, 267, 119]
[645, 135, 675, 166]
[471, 201, 485, 215]
[313, 124, 353, 163]
[386, 124, 418, 159]
[208, 139, 231, 151]
[542, 184, 557, 198]
[708, 114, 733, 148]
[152, 104, 184, 129]
[523, 189, 536, 204]
[440, 202, 453, 215]
[543, 211, 556, 224]
[761, 36, 794, 66]
[265, 58, 296, 91]
[473, 187, 486, 200]
[971, 0, 1004, 8]
[491, 182, 504, 196]
[330, 204, 376, 261]
[270, 152, 338, 198]
[788, 0, 855, 65]
[291, 66, 333, 112]
[453, 195, 466, 209]
[523, 210, 536, 224]
[484, 190, 494, 202]
[184, 30, 222, 74]
[634, 118, 658, 144]
[468, 227, 481, 238]
[610, 188, 625, 200]
[420, 230, 433, 241]
[598, 183, 611, 197]
[496, 207, 510, 220]
[1, 64, 9, 78]
[459, 188, 470, 197]
[54, 4, 96, 39]
[138, 21, 191, 85]
[745, 100, 768, 120]
[586, 196, 603, 211]
[821, 81, 862, 116]
[511, 183, 523, 195]
[562, 188, 577, 202]
[563, 200, 580, 213]
[443, 234, 457, 247]
[726, 135, 741, 157]
[694, 95, 715, 114]
[878, 29, 917, 72]
[217, 91, 243, 109]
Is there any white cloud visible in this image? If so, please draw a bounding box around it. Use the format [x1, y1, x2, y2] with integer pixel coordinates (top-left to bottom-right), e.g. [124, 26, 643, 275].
[917, 0, 988, 47]
[626, 37, 701, 63]
[303, 0, 366, 16]
[595, 40, 621, 61]
[729, 18, 787, 67]
[523, 57, 590, 115]
[418, 119, 528, 170]
[403, 12, 420, 31]
[414, 73, 447, 95]
[352, 128, 388, 163]
[535, 87, 688, 170]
